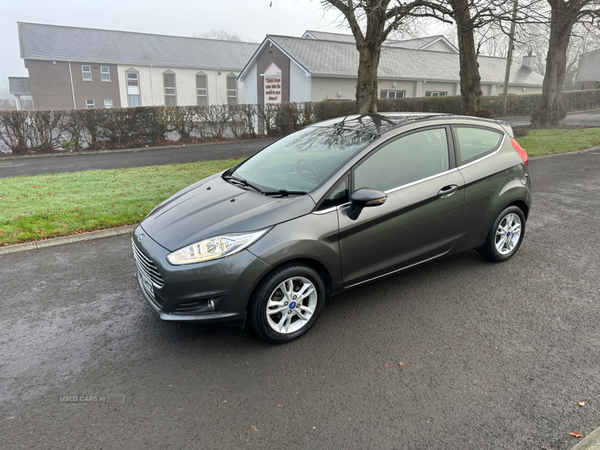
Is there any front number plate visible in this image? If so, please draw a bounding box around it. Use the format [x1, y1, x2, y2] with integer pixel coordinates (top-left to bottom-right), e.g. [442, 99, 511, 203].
[139, 271, 155, 298]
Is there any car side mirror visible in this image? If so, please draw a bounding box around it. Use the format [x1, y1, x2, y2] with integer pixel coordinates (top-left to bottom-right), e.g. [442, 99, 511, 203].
[350, 188, 387, 208]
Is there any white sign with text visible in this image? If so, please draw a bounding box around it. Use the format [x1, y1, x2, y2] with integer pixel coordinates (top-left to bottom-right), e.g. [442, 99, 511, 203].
[264, 62, 282, 104]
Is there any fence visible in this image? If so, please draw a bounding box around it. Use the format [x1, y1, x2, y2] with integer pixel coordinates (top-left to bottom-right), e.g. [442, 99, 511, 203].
[2, 89, 599, 155]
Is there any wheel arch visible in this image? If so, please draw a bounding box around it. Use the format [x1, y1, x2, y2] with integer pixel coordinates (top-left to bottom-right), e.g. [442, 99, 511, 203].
[508, 200, 529, 220]
[245, 257, 334, 313]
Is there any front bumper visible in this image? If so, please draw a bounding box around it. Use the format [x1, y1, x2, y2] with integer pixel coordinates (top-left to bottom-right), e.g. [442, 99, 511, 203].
[132, 225, 272, 325]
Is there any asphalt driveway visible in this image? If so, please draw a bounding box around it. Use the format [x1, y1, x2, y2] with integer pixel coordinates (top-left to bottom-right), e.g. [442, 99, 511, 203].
[1, 151, 599, 449]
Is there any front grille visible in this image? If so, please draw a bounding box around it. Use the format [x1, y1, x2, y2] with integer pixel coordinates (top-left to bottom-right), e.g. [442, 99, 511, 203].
[132, 240, 165, 288]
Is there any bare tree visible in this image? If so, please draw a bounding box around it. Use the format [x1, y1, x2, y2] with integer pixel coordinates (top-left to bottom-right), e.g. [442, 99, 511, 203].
[531, 0, 600, 128]
[193, 30, 243, 41]
[0, 99, 16, 111]
[564, 23, 600, 88]
[321, 1, 435, 114]
[419, 0, 546, 116]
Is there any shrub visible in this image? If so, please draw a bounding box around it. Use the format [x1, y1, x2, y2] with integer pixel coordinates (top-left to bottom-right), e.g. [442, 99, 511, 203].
[3, 89, 599, 154]
[0, 110, 31, 154]
[204, 105, 230, 138]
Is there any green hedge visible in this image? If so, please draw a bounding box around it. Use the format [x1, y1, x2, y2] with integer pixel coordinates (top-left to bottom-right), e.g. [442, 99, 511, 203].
[315, 89, 600, 120]
[2, 89, 599, 154]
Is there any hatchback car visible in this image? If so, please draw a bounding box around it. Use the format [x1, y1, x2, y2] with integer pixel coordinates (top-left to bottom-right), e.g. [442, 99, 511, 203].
[132, 113, 531, 343]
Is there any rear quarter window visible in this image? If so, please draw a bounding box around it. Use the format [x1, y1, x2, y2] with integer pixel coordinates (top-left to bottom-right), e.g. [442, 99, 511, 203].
[454, 127, 503, 165]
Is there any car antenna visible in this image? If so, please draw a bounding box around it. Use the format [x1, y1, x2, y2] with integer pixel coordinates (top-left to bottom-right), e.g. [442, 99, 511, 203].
[334, 109, 355, 130]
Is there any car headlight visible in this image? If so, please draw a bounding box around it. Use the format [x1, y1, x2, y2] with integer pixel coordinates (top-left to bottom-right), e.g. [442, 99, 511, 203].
[166, 229, 270, 265]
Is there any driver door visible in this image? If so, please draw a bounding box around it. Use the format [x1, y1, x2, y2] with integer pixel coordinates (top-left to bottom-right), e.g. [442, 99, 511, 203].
[337, 126, 465, 287]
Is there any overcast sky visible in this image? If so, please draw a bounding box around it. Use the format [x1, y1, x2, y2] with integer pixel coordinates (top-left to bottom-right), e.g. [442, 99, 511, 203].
[0, 0, 348, 98]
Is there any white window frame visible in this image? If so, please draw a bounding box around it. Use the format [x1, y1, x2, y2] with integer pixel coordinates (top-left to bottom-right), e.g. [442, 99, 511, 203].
[196, 74, 208, 106]
[126, 71, 139, 84]
[426, 91, 448, 97]
[381, 90, 406, 99]
[126, 72, 141, 107]
[82, 65, 92, 81]
[101, 66, 110, 81]
[227, 75, 237, 105]
[163, 72, 177, 106]
[104, 99, 113, 108]
[85, 99, 95, 109]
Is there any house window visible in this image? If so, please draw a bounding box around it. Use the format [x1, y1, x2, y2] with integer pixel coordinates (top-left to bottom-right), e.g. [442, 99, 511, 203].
[85, 99, 95, 109]
[104, 99, 113, 108]
[163, 72, 177, 106]
[380, 90, 406, 99]
[101, 66, 110, 81]
[425, 91, 448, 97]
[227, 75, 237, 105]
[126, 72, 141, 107]
[196, 74, 208, 106]
[82, 65, 92, 80]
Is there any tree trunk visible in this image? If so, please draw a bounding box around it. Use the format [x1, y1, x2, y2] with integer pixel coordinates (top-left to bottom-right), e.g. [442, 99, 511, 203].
[451, 0, 483, 116]
[531, 2, 577, 129]
[355, 43, 381, 114]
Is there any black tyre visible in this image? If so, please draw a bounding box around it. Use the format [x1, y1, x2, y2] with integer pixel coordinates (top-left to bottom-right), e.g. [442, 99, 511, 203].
[250, 264, 325, 344]
[478, 206, 526, 262]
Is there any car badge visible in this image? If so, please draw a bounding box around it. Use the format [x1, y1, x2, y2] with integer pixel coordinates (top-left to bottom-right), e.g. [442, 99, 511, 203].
[138, 234, 145, 241]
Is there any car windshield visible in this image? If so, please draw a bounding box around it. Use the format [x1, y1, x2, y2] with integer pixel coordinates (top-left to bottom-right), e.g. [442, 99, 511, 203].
[229, 126, 376, 193]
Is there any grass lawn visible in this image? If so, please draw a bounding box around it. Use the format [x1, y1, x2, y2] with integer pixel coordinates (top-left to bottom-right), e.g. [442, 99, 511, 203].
[1, 127, 600, 246]
[517, 127, 600, 157]
[0, 159, 240, 246]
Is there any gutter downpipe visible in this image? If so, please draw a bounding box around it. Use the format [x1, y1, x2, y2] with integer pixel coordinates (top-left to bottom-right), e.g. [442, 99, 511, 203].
[68, 61, 76, 109]
[150, 65, 155, 105]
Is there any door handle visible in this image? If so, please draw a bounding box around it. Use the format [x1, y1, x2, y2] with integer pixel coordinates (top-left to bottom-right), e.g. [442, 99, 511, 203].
[437, 184, 458, 197]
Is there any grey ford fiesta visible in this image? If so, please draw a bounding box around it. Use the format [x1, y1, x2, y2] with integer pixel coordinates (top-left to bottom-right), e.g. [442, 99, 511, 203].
[132, 113, 531, 343]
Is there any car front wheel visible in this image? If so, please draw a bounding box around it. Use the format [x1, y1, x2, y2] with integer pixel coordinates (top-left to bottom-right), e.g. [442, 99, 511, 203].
[479, 206, 526, 262]
[250, 264, 325, 344]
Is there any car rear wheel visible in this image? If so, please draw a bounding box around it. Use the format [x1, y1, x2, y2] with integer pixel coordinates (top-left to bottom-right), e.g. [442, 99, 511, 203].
[250, 264, 325, 344]
[479, 206, 526, 262]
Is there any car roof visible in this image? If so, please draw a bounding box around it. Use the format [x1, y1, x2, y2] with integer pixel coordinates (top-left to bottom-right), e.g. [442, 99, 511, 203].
[311, 112, 509, 136]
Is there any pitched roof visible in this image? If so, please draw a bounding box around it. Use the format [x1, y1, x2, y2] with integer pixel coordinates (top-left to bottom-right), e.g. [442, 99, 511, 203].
[303, 31, 458, 53]
[302, 30, 356, 43]
[246, 35, 543, 86]
[8, 77, 31, 95]
[385, 35, 458, 53]
[575, 48, 600, 83]
[18, 22, 259, 70]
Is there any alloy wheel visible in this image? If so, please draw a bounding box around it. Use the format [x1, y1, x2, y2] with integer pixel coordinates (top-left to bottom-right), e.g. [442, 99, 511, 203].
[495, 213, 522, 255]
[265, 276, 318, 334]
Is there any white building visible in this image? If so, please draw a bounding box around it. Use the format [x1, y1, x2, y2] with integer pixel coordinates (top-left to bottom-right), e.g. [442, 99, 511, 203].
[238, 31, 544, 104]
[17, 22, 259, 110]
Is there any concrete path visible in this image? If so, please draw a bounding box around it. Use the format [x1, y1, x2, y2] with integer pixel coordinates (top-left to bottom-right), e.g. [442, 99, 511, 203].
[1, 150, 599, 449]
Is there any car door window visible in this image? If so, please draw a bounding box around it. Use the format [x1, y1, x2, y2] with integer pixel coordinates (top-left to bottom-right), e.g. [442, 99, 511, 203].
[454, 127, 503, 165]
[354, 128, 449, 192]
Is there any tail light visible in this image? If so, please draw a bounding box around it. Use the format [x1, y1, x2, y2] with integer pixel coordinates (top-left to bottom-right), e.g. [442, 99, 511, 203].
[510, 138, 528, 166]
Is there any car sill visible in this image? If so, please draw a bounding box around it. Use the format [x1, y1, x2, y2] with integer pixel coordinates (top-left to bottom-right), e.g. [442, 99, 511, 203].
[344, 250, 450, 289]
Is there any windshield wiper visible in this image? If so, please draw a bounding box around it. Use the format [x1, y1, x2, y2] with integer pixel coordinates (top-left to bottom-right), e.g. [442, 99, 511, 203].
[223, 174, 263, 193]
[263, 189, 307, 197]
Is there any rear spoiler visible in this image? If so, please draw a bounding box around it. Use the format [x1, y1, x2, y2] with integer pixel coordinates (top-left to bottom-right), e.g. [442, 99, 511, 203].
[497, 120, 515, 138]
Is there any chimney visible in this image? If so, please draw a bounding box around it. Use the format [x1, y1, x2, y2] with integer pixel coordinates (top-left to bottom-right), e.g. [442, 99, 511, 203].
[522, 51, 535, 71]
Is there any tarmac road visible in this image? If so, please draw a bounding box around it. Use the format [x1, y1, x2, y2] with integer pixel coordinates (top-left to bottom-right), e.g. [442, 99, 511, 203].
[1, 151, 599, 449]
[1, 109, 599, 179]
[502, 109, 600, 127]
[0, 138, 277, 178]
